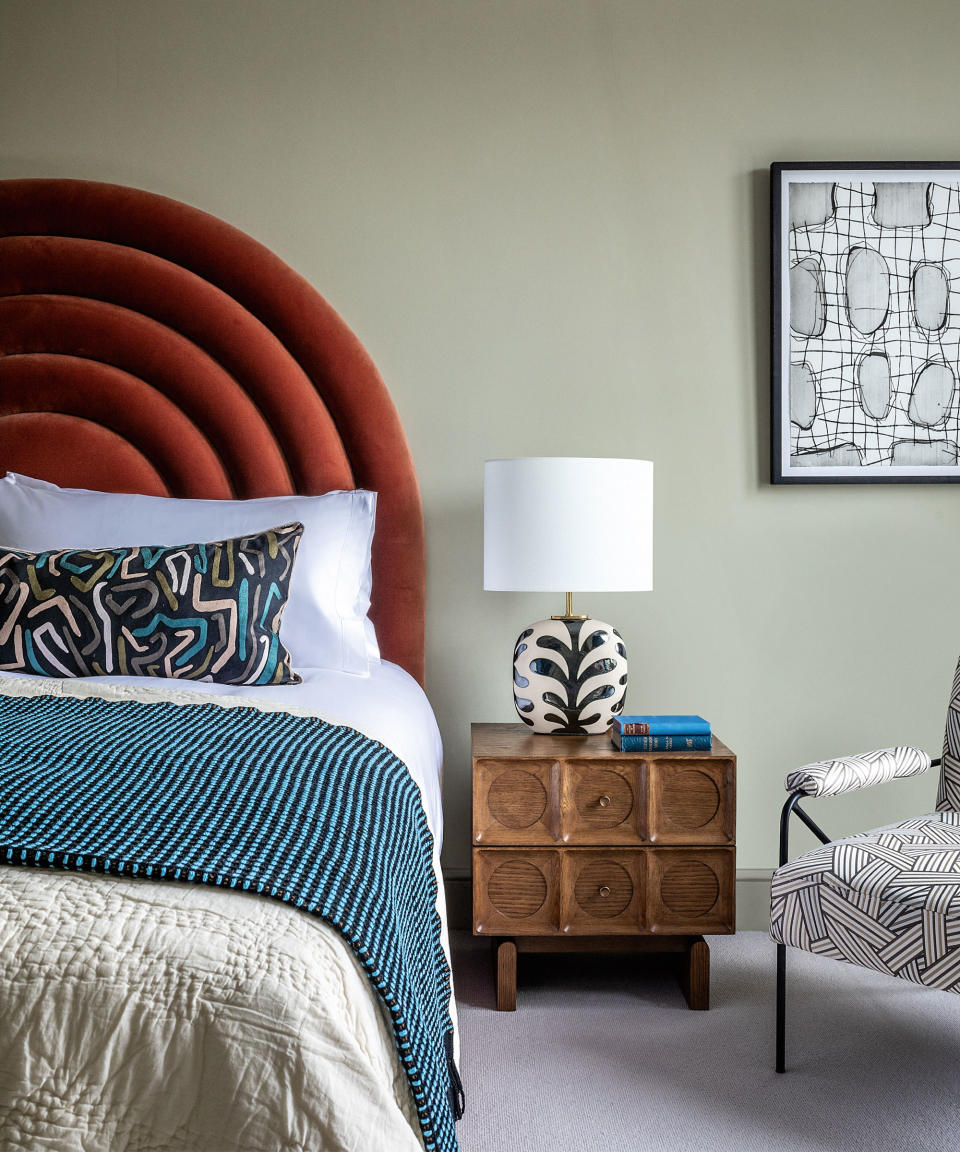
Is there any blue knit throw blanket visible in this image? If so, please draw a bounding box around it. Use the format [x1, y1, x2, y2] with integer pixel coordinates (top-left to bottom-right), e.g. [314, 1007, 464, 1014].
[0, 690, 463, 1151]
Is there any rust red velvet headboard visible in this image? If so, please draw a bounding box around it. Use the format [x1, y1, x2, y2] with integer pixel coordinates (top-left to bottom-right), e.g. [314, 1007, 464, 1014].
[0, 178, 425, 684]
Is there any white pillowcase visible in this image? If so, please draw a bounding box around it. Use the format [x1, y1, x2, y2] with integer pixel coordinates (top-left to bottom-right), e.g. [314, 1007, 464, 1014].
[0, 473, 378, 677]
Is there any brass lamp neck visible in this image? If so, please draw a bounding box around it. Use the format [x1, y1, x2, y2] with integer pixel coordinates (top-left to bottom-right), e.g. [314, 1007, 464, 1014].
[551, 591, 589, 621]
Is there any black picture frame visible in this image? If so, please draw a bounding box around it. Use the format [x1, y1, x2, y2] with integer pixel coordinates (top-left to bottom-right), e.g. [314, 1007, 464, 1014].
[771, 161, 960, 484]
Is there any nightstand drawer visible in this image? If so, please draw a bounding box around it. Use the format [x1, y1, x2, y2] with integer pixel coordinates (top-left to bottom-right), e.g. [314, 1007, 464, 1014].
[474, 757, 646, 845]
[647, 848, 735, 933]
[475, 848, 648, 935]
[561, 849, 645, 934]
[473, 758, 558, 845]
[647, 758, 735, 845]
[560, 761, 645, 845]
[474, 846, 735, 936]
[474, 752, 735, 847]
[473, 849, 561, 934]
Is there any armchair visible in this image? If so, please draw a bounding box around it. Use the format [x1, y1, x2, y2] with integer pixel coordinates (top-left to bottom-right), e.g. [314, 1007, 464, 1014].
[770, 665, 960, 1073]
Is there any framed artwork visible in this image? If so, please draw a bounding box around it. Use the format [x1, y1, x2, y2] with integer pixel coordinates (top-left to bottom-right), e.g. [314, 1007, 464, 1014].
[772, 161, 960, 483]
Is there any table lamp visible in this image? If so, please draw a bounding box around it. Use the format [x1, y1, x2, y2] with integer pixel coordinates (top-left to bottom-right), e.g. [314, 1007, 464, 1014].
[483, 457, 653, 735]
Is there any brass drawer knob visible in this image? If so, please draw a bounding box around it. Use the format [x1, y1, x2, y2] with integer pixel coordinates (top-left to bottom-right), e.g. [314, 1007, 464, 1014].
[598, 885, 611, 897]
[598, 795, 611, 808]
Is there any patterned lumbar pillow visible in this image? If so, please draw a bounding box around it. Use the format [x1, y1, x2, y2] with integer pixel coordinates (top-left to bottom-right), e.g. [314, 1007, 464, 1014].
[0, 522, 303, 685]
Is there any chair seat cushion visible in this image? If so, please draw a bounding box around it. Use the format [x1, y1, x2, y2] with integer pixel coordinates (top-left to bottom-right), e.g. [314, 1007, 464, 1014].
[771, 810, 960, 990]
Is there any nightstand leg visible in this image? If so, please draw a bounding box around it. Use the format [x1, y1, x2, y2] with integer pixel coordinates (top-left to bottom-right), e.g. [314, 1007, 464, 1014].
[494, 938, 517, 1011]
[679, 935, 710, 1010]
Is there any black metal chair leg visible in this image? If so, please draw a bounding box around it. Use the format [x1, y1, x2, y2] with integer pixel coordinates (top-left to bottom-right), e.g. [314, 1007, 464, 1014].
[776, 941, 786, 1073]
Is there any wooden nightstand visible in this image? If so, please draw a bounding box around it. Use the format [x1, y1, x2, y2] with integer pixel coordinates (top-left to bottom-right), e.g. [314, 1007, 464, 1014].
[471, 722, 736, 1011]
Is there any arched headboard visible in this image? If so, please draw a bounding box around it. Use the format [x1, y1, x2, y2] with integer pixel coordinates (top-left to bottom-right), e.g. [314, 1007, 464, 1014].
[0, 178, 425, 684]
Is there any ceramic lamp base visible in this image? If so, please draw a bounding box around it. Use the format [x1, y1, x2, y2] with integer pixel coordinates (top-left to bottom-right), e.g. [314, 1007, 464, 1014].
[513, 616, 627, 735]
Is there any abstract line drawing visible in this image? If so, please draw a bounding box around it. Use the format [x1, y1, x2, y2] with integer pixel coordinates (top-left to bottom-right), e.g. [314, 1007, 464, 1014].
[772, 162, 960, 483]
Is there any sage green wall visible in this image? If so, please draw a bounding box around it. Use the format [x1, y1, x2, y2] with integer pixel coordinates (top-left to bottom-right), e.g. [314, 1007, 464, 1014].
[3, 0, 959, 881]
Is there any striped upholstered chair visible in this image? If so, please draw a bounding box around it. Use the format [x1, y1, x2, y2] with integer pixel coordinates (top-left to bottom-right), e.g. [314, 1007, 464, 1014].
[770, 658, 960, 1072]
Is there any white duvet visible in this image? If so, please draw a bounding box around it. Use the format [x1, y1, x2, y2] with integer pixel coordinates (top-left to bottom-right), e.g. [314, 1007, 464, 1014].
[0, 666, 448, 1152]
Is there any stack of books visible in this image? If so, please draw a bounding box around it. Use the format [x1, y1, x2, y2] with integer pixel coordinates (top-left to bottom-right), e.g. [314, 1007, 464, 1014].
[610, 714, 712, 752]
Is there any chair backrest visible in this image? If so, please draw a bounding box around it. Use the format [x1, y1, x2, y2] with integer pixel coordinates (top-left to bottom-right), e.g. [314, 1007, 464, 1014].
[937, 656, 960, 810]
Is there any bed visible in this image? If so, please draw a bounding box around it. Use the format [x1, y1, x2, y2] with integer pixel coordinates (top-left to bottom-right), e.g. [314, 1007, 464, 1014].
[0, 179, 458, 1151]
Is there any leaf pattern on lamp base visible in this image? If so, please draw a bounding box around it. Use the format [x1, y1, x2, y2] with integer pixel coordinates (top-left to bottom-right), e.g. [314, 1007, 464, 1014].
[513, 617, 627, 735]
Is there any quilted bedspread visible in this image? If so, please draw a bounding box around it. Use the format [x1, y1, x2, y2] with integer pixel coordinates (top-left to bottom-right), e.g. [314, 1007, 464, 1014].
[0, 677, 438, 1152]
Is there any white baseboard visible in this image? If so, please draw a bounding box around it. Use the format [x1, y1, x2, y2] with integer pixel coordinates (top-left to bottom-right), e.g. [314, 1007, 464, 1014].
[442, 868, 774, 933]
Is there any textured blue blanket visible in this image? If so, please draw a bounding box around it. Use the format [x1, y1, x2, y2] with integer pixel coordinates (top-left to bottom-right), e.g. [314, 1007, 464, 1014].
[0, 690, 462, 1151]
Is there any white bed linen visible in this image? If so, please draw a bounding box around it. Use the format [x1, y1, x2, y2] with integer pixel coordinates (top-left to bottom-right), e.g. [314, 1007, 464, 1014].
[0, 664, 451, 1152]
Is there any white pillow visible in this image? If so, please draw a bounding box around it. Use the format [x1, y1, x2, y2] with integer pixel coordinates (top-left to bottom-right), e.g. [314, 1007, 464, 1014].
[0, 473, 378, 676]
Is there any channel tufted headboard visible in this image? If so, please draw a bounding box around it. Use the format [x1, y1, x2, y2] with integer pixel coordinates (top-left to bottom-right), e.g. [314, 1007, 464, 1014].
[0, 178, 425, 684]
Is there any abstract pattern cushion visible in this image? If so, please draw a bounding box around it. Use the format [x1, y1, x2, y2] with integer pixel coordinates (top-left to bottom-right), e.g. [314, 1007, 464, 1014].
[771, 810, 960, 991]
[0, 523, 303, 685]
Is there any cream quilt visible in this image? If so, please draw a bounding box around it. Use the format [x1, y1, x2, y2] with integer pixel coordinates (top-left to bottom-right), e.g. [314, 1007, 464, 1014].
[0, 677, 432, 1152]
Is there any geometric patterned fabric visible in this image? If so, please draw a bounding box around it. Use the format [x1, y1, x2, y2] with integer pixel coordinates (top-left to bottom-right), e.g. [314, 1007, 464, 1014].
[773, 653, 960, 991]
[0, 691, 461, 1151]
[0, 524, 302, 685]
[771, 810, 960, 990]
[937, 651, 960, 812]
[785, 746, 930, 798]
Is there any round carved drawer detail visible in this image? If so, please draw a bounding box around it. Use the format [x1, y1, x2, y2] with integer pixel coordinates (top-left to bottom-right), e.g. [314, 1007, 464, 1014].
[575, 769, 633, 827]
[488, 860, 548, 918]
[488, 769, 548, 829]
[660, 860, 720, 917]
[660, 770, 720, 829]
[574, 861, 633, 918]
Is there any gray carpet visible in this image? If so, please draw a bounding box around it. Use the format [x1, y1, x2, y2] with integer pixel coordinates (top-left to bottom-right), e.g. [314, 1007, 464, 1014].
[451, 931, 958, 1151]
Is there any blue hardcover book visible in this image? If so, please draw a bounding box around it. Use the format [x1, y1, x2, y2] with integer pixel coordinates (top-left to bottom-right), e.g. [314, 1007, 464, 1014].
[611, 730, 712, 752]
[614, 714, 710, 737]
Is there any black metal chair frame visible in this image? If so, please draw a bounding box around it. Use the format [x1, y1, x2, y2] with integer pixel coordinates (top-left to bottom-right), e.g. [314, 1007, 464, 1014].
[775, 756, 942, 1073]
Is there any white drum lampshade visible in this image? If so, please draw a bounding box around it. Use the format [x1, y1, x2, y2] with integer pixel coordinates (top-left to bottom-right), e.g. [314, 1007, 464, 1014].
[483, 457, 653, 735]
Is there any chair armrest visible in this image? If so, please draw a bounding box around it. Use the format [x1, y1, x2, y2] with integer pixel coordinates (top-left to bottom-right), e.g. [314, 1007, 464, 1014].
[784, 746, 931, 798]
